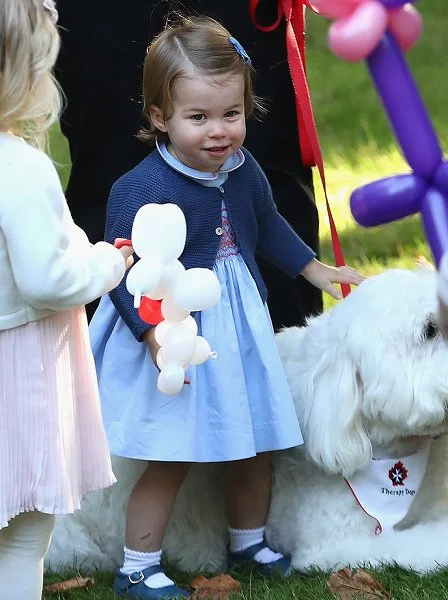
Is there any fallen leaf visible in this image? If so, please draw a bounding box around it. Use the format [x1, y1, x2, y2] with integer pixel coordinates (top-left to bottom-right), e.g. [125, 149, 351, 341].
[43, 576, 94, 592]
[191, 573, 241, 599]
[327, 568, 390, 600]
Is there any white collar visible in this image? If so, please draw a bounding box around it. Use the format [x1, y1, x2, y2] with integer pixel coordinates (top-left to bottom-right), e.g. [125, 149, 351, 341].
[156, 137, 245, 182]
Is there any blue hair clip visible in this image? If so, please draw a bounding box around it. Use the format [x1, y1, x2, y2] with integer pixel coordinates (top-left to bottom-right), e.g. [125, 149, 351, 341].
[228, 37, 252, 66]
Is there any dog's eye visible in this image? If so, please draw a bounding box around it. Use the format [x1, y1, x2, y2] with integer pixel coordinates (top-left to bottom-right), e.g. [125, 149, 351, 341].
[422, 319, 438, 340]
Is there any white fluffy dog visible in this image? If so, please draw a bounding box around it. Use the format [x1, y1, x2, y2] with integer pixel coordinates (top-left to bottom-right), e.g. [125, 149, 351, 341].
[47, 268, 448, 574]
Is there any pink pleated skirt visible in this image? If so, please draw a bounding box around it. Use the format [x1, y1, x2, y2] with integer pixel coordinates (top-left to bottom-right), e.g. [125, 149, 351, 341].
[0, 308, 116, 529]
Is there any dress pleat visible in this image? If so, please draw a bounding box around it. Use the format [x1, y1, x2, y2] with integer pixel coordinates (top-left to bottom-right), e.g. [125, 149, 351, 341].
[0, 308, 116, 528]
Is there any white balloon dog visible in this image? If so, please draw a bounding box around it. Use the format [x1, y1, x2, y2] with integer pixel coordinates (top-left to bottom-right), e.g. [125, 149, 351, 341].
[125, 204, 220, 395]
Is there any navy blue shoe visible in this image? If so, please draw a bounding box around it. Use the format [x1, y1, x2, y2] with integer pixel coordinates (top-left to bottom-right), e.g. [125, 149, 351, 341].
[114, 565, 191, 599]
[227, 539, 292, 578]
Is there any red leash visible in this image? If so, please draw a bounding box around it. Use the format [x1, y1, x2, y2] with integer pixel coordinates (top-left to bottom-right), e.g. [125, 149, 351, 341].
[250, 0, 350, 297]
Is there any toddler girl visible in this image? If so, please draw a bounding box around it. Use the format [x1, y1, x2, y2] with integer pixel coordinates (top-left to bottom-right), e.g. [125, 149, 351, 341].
[90, 15, 363, 599]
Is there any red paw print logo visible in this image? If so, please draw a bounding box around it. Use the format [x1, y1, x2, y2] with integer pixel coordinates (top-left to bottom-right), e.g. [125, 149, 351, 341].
[388, 461, 408, 487]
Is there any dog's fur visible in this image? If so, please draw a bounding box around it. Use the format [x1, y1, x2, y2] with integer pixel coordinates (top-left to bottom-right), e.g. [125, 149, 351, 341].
[47, 269, 448, 574]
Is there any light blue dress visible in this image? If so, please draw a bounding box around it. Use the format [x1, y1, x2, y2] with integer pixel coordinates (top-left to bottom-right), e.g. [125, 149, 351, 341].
[90, 143, 303, 463]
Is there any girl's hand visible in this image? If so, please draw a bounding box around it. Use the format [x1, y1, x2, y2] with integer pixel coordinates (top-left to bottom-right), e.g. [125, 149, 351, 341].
[142, 327, 160, 368]
[301, 259, 364, 300]
[142, 328, 191, 384]
[114, 238, 134, 270]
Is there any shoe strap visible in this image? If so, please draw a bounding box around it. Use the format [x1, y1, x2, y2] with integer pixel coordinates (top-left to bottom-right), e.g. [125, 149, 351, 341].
[238, 540, 268, 559]
[127, 564, 164, 586]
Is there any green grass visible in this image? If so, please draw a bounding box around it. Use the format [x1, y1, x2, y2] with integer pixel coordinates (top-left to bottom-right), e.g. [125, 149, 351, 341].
[42, 564, 448, 599]
[45, 1, 448, 596]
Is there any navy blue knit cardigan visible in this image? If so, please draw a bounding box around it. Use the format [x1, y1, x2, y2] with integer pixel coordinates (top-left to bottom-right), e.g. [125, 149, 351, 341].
[105, 147, 315, 341]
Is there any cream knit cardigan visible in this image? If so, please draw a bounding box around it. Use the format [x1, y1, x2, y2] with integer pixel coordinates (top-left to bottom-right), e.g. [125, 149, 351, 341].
[0, 133, 125, 330]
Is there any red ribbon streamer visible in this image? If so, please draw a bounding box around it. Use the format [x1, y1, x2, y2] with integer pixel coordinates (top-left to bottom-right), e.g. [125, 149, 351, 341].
[250, 0, 350, 297]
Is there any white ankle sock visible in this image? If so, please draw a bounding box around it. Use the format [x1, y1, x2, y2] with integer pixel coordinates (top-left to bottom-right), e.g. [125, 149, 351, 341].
[252, 546, 284, 564]
[228, 526, 264, 552]
[120, 547, 175, 589]
[228, 526, 284, 564]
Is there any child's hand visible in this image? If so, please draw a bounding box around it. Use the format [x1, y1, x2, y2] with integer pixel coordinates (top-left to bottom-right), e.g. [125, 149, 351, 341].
[301, 259, 364, 300]
[114, 238, 134, 270]
[143, 327, 160, 368]
[142, 328, 191, 384]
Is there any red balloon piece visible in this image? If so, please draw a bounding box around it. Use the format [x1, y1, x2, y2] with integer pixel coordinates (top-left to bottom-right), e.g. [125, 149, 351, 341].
[138, 297, 164, 325]
[113, 238, 132, 249]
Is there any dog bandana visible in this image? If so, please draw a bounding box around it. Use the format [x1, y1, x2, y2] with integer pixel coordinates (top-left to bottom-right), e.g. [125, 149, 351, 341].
[345, 440, 431, 534]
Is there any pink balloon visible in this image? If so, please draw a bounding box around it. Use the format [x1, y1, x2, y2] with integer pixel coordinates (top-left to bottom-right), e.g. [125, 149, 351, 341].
[310, 0, 363, 20]
[328, 1, 388, 62]
[388, 5, 423, 52]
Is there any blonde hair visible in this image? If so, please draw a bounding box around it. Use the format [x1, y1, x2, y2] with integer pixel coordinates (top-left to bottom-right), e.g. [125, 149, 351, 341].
[138, 15, 263, 145]
[0, 0, 62, 150]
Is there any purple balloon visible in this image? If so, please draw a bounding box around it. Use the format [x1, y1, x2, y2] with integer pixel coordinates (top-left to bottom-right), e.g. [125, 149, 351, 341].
[379, 0, 416, 6]
[351, 174, 427, 227]
[421, 189, 448, 265]
[434, 161, 448, 197]
[367, 34, 442, 180]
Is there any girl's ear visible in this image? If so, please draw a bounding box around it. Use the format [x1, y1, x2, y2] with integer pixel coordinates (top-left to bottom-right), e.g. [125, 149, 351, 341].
[149, 105, 167, 132]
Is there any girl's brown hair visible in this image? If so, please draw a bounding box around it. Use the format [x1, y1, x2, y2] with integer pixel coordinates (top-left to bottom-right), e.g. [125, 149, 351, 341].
[0, 0, 61, 150]
[138, 15, 263, 145]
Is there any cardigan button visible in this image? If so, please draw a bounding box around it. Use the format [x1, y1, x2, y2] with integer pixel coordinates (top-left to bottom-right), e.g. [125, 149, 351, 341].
[215, 227, 223, 236]
[219, 186, 224, 193]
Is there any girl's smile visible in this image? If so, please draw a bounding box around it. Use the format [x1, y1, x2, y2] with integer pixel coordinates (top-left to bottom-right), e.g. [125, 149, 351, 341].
[204, 145, 230, 157]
